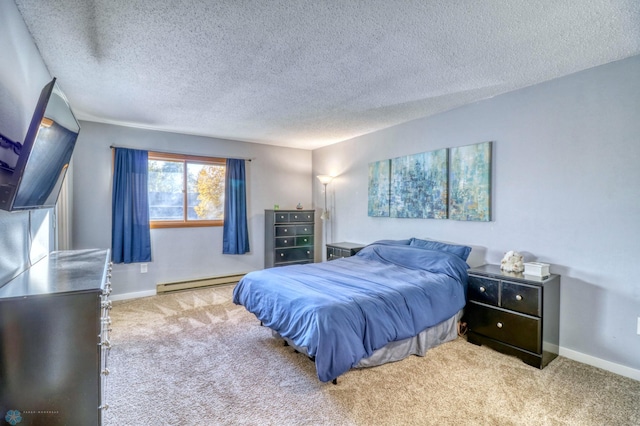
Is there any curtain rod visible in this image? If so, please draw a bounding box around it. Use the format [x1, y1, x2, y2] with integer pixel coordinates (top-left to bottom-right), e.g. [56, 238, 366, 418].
[109, 145, 253, 161]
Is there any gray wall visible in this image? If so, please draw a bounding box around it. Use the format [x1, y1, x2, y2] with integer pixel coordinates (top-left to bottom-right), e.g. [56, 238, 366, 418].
[312, 55, 640, 374]
[0, 1, 55, 285]
[72, 122, 314, 296]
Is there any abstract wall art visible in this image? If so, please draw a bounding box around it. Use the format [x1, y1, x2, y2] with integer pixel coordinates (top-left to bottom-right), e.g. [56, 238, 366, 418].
[367, 159, 391, 217]
[449, 141, 492, 221]
[390, 149, 448, 219]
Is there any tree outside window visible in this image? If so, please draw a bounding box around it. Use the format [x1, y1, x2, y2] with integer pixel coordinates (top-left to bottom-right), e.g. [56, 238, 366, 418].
[148, 152, 225, 228]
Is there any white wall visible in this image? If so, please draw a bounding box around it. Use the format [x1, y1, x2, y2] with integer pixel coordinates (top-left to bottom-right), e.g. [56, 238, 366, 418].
[312, 55, 640, 375]
[0, 0, 55, 284]
[71, 122, 314, 297]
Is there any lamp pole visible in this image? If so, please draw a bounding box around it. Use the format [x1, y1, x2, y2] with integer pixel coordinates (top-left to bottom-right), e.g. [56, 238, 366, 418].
[316, 175, 334, 255]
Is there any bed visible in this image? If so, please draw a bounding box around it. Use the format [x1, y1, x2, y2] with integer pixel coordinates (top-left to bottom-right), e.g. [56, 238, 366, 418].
[232, 238, 470, 383]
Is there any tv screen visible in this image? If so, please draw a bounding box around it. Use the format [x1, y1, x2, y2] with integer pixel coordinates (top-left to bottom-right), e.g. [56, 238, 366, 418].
[0, 78, 80, 211]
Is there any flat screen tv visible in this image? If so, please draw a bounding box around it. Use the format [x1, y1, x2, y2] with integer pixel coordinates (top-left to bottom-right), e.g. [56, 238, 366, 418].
[0, 78, 80, 211]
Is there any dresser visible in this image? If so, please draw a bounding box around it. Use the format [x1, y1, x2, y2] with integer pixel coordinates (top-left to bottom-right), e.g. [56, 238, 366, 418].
[326, 242, 365, 260]
[465, 264, 560, 369]
[264, 209, 315, 268]
[0, 249, 112, 425]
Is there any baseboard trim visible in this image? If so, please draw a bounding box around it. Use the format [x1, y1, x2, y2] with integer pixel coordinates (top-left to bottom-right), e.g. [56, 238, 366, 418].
[560, 347, 640, 381]
[110, 289, 156, 301]
[156, 273, 246, 294]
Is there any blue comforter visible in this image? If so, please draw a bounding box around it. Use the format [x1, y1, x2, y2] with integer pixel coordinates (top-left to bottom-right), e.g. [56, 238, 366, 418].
[232, 243, 469, 382]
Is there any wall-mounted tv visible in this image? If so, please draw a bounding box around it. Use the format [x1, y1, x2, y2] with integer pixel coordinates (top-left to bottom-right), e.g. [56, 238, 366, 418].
[0, 78, 80, 211]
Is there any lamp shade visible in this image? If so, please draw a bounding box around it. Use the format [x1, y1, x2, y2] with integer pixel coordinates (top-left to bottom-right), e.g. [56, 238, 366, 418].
[316, 175, 334, 185]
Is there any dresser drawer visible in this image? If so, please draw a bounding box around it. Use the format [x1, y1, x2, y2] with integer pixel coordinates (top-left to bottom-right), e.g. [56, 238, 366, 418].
[466, 303, 541, 354]
[275, 225, 294, 237]
[274, 212, 289, 223]
[276, 247, 314, 263]
[295, 224, 314, 235]
[468, 276, 499, 306]
[275, 237, 295, 248]
[290, 212, 314, 222]
[501, 281, 540, 316]
[295, 235, 313, 246]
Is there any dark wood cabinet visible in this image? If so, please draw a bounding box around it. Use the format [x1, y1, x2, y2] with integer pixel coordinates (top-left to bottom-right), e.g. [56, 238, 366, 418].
[465, 264, 560, 369]
[326, 242, 365, 260]
[0, 249, 112, 425]
[265, 209, 315, 268]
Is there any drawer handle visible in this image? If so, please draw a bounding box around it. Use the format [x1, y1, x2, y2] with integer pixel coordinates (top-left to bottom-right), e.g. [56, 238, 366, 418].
[283, 229, 288, 233]
[496, 322, 503, 329]
[515, 295, 523, 301]
[306, 251, 310, 254]
[479, 286, 486, 293]
[280, 253, 285, 257]
[283, 240, 287, 244]
[294, 215, 298, 219]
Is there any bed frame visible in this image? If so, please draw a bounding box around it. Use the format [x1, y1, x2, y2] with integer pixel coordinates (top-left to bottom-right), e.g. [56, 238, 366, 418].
[268, 309, 463, 384]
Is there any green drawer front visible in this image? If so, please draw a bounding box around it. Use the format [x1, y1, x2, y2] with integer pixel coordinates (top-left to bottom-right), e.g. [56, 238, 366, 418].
[295, 236, 313, 246]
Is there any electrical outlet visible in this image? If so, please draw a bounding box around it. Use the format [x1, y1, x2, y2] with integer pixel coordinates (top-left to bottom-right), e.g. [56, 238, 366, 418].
[140, 263, 148, 273]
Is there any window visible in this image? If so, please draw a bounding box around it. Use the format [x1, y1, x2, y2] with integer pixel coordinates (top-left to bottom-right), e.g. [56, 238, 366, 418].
[148, 152, 225, 228]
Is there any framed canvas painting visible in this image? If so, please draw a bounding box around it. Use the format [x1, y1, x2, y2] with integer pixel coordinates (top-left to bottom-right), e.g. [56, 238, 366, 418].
[390, 149, 448, 219]
[449, 141, 492, 221]
[368, 159, 391, 217]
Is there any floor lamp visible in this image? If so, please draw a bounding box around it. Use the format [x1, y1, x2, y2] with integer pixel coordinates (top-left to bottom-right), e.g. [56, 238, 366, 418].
[317, 175, 334, 252]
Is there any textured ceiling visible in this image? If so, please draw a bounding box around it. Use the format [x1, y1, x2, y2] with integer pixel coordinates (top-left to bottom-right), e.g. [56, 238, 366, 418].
[14, 1, 640, 150]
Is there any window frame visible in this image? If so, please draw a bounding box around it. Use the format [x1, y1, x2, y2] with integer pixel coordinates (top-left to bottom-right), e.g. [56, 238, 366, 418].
[148, 151, 226, 229]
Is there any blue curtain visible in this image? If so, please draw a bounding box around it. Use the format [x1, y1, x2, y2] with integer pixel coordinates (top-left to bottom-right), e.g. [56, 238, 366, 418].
[223, 158, 250, 254]
[111, 148, 152, 263]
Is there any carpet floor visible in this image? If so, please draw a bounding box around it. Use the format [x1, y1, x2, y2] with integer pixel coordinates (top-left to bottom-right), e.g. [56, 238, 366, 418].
[104, 285, 640, 425]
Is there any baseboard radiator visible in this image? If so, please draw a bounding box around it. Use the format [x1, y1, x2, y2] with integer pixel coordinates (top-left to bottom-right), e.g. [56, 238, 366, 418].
[156, 273, 246, 294]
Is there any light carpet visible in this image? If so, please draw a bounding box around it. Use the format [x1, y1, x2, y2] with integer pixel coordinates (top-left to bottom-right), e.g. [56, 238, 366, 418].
[104, 285, 640, 425]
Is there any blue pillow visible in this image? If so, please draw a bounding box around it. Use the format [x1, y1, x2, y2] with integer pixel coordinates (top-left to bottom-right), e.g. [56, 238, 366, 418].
[409, 238, 472, 261]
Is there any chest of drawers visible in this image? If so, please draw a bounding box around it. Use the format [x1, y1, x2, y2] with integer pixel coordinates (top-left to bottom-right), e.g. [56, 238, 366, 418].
[0, 249, 112, 425]
[265, 209, 315, 268]
[465, 264, 560, 369]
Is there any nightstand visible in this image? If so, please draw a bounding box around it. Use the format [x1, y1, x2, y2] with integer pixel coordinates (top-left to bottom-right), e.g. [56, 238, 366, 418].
[465, 264, 561, 369]
[326, 242, 365, 261]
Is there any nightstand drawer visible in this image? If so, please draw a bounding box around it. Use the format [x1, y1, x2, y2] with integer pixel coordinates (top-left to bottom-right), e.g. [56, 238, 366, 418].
[501, 281, 540, 316]
[468, 276, 499, 306]
[466, 303, 541, 353]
